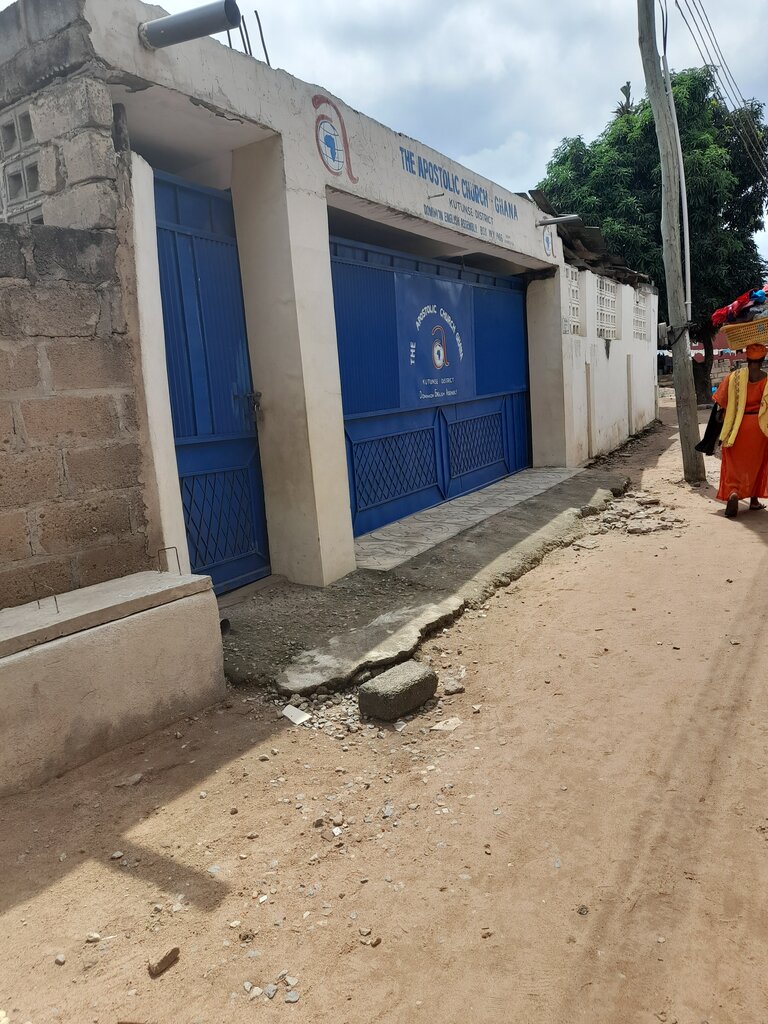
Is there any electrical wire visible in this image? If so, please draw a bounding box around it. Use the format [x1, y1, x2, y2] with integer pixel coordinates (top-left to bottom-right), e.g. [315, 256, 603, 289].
[674, 0, 768, 188]
[688, 0, 767, 169]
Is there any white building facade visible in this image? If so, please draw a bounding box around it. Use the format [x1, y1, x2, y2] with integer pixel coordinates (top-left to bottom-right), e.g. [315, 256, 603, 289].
[1, 0, 658, 597]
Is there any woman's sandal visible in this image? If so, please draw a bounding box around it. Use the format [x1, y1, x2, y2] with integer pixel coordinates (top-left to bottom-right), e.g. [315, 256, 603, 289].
[725, 493, 740, 517]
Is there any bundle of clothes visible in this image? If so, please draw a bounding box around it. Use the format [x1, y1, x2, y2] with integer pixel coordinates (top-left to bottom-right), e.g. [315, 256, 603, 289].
[711, 285, 768, 328]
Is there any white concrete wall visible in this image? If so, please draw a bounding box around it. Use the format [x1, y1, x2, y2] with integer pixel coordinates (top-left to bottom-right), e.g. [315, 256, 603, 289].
[231, 137, 356, 586]
[561, 270, 658, 465]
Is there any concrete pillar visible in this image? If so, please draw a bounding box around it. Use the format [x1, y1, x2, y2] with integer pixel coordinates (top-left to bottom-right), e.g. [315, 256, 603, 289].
[527, 272, 568, 467]
[129, 154, 190, 573]
[231, 136, 356, 588]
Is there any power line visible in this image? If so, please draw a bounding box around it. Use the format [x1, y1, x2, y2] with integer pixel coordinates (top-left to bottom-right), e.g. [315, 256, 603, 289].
[674, 0, 768, 189]
[677, 0, 767, 178]
[690, 0, 764, 152]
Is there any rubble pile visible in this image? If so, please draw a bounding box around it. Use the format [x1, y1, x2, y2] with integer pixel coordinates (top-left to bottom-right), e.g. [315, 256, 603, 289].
[592, 490, 686, 536]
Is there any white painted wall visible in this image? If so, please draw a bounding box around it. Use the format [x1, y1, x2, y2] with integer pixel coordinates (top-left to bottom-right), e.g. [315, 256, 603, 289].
[561, 269, 658, 465]
[231, 137, 356, 587]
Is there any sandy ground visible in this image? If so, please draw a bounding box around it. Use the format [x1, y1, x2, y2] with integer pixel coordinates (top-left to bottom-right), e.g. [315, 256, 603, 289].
[3, 401, 768, 1024]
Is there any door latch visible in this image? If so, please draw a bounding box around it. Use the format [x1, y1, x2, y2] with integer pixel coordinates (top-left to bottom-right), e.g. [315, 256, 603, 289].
[236, 390, 262, 422]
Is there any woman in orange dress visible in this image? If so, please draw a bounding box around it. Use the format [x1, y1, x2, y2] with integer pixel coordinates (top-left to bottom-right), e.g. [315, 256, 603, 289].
[713, 342, 768, 517]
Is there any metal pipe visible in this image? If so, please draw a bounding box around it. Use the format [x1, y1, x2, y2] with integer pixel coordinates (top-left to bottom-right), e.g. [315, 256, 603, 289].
[139, 0, 241, 50]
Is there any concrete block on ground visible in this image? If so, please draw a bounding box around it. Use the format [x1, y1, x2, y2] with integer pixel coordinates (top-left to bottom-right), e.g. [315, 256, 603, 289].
[0, 572, 224, 795]
[274, 596, 462, 696]
[358, 660, 437, 721]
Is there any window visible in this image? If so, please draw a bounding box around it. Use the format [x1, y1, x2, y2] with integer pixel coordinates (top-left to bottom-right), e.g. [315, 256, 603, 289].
[565, 266, 582, 335]
[596, 277, 618, 340]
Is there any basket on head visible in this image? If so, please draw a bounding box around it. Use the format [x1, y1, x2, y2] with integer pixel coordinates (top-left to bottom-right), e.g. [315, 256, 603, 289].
[720, 319, 768, 349]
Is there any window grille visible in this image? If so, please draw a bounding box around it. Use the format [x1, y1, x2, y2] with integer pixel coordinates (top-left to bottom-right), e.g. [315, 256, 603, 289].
[596, 276, 618, 340]
[565, 266, 581, 335]
[633, 288, 647, 342]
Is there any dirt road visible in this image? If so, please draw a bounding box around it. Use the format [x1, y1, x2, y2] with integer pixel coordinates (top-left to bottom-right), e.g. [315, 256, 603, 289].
[3, 403, 768, 1024]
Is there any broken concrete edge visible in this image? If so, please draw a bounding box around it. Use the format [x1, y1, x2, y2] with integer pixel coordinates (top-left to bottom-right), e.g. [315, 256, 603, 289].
[265, 477, 629, 702]
[272, 596, 464, 698]
[453, 481, 629, 609]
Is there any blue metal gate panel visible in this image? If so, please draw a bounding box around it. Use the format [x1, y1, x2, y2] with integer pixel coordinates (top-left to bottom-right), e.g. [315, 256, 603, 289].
[155, 173, 270, 593]
[331, 239, 530, 536]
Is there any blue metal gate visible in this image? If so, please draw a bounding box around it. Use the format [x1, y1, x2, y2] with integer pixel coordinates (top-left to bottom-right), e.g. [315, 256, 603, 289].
[154, 173, 270, 593]
[331, 239, 530, 536]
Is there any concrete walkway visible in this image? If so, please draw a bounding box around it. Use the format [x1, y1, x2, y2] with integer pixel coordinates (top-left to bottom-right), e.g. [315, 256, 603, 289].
[223, 464, 628, 693]
[355, 467, 580, 570]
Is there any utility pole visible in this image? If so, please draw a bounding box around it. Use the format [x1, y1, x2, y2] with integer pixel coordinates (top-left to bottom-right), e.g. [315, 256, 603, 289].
[637, 0, 705, 483]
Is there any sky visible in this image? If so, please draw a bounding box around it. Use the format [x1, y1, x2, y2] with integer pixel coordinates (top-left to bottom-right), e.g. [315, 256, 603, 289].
[4, 0, 768, 257]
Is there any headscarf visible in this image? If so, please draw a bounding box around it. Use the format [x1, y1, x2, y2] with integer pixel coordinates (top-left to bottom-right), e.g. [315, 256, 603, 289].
[746, 342, 768, 361]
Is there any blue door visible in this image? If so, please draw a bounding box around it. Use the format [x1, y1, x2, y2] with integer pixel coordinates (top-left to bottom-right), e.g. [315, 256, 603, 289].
[154, 173, 270, 593]
[331, 239, 530, 536]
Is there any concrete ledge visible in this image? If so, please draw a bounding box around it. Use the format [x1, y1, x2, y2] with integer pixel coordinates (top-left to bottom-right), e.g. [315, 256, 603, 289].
[1, 580, 224, 796]
[0, 570, 211, 659]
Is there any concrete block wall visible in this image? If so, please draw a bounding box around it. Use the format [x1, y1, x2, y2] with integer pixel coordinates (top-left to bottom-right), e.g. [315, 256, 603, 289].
[1, 76, 117, 227]
[0, 223, 151, 608]
[0, 71, 157, 610]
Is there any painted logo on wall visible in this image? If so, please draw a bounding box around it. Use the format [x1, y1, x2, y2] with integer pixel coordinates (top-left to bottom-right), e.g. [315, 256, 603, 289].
[395, 273, 475, 409]
[543, 227, 554, 257]
[312, 94, 358, 183]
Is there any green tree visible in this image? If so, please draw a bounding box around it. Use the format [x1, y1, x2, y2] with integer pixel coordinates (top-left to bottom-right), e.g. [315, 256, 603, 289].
[539, 66, 768, 399]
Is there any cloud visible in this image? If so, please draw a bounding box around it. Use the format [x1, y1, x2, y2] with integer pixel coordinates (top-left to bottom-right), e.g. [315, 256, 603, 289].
[1, 0, 766, 255]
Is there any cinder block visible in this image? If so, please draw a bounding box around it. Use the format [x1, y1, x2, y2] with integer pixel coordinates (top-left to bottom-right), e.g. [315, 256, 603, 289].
[47, 337, 131, 390]
[0, 448, 61, 509]
[62, 129, 117, 184]
[64, 441, 141, 492]
[36, 144, 62, 194]
[0, 345, 40, 393]
[30, 78, 113, 144]
[0, 227, 26, 277]
[20, 394, 117, 445]
[358, 661, 438, 721]
[42, 180, 118, 230]
[0, 509, 30, 562]
[0, 401, 15, 451]
[0, 282, 100, 336]
[36, 492, 132, 555]
[0, 555, 72, 610]
[116, 392, 139, 434]
[97, 284, 127, 336]
[31, 225, 117, 283]
[76, 536, 150, 588]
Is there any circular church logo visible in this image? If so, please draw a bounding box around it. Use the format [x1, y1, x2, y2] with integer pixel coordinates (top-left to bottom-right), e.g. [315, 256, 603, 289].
[543, 228, 553, 257]
[316, 117, 344, 175]
[432, 325, 449, 370]
[312, 94, 359, 184]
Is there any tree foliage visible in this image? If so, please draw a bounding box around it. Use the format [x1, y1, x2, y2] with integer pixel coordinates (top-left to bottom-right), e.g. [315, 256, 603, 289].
[539, 67, 768, 351]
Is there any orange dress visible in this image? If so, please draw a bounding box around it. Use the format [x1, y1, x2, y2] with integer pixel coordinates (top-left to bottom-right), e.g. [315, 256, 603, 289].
[713, 373, 768, 500]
